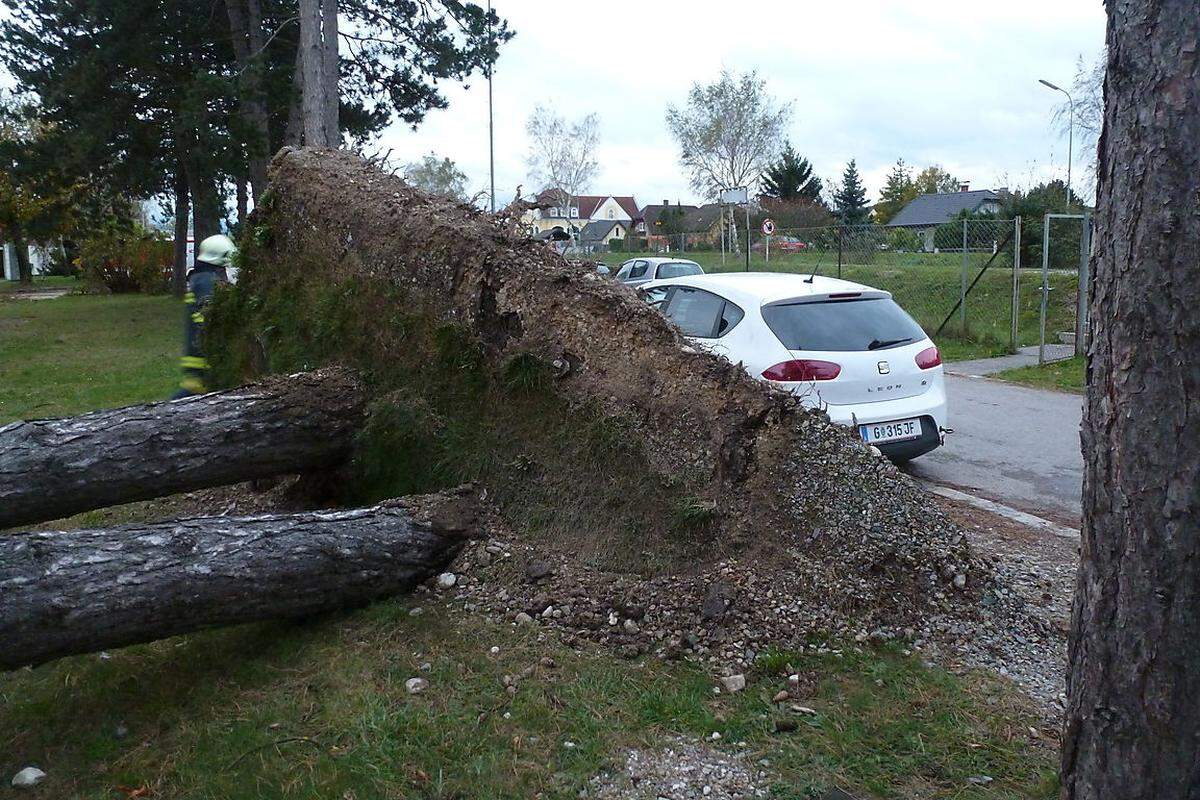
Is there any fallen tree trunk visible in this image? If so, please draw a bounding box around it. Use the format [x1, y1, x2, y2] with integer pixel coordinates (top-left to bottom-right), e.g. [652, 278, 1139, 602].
[0, 368, 364, 530]
[0, 488, 477, 671]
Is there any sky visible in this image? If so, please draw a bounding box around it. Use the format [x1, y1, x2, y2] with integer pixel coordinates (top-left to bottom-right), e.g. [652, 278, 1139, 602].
[377, 0, 1106, 208]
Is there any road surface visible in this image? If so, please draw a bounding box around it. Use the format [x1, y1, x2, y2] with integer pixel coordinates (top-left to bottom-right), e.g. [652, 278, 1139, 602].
[905, 374, 1084, 523]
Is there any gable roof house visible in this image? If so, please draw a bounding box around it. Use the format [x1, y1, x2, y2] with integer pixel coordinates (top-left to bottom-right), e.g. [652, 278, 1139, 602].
[639, 201, 727, 251]
[885, 185, 1003, 251]
[525, 189, 641, 241]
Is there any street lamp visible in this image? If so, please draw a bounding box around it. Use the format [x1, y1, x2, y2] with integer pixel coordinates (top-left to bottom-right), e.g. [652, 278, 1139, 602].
[1039, 78, 1074, 210]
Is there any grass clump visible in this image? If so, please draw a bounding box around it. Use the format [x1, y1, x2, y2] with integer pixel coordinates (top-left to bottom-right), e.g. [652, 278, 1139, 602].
[993, 355, 1085, 394]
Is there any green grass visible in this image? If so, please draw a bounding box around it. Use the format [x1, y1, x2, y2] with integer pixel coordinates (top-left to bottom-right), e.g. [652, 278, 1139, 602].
[0, 293, 179, 423]
[0, 276, 79, 293]
[597, 251, 1077, 363]
[993, 355, 1086, 394]
[0, 603, 1057, 799]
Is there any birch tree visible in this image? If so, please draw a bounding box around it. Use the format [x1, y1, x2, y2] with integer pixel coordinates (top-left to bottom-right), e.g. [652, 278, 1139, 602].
[525, 106, 598, 240]
[665, 70, 790, 251]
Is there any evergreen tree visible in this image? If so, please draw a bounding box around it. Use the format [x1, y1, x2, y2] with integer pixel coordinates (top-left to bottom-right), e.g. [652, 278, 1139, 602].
[874, 158, 917, 223]
[761, 142, 822, 203]
[833, 159, 870, 225]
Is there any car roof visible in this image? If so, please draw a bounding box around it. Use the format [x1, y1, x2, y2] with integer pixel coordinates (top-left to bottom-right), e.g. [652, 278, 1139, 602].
[640, 272, 884, 306]
[624, 257, 701, 266]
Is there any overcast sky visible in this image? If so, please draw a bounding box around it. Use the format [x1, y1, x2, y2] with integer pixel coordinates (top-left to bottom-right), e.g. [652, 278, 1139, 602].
[379, 0, 1106, 208]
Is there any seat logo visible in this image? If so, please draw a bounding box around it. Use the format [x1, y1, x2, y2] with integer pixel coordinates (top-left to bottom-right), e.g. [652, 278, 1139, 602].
[877, 361, 890, 375]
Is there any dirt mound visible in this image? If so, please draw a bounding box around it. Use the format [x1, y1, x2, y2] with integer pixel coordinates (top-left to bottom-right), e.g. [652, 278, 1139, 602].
[212, 147, 986, 628]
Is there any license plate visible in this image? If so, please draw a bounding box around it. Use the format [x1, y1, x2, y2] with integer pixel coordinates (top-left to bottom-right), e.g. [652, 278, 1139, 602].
[860, 417, 922, 444]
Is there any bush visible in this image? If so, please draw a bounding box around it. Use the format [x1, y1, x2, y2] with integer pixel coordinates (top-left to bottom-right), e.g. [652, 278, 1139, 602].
[607, 238, 625, 253]
[79, 232, 173, 294]
[622, 236, 646, 252]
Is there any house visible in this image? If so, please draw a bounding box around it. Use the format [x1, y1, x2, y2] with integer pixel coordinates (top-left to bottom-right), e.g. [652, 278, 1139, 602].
[578, 219, 629, 251]
[885, 184, 1003, 251]
[524, 189, 640, 242]
[639, 200, 725, 251]
[1, 241, 53, 281]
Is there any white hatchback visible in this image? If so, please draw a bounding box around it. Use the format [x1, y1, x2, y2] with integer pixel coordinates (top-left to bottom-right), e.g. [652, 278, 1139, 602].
[639, 272, 948, 461]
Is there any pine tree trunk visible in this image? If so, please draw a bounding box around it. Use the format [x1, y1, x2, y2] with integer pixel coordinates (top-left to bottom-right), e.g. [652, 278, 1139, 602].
[0, 368, 365, 531]
[188, 165, 223, 242]
[1060, 2, 1200, 797]
[320, 0, 339, 144]
[299, 0, 330, 147]
[285, 43, 305, 147]
[0, 488, 478, 671]
[224, 0, 272, 199]
[172, 165, 190, 296]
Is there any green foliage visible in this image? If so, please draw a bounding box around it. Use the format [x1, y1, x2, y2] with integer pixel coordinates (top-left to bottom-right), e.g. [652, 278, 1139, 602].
[833, 159, 871, 225]
[874, 159, 918, 223]
[913, 165, 961, 195]
[402, 152, 468, 199]
[502, 352, 553, 394]
[761, 141, 822, 203]
[607, 237, 625, 252]
[78, 231, 173, 294]
[886, 226, 922, 251]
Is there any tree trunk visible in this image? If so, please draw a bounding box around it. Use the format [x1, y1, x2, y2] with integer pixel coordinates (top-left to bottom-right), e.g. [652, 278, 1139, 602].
[0, 487, 478, 671]
[172, 165, 190, 296]
[1060, 2, 1200, 798]
[187, 164, 223, 242]
[0, 368, 365, 531]
[11, 230, 32, 284]
[299, 0, 330, 147]
[236, 176, 249, 228]
[284, 42, 305, 147]
[224, 0, 271, 199]
[320, 0, 339, 144]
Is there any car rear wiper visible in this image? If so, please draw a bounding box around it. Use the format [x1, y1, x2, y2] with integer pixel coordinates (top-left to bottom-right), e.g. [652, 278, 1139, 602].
[867, 337, 913, 350]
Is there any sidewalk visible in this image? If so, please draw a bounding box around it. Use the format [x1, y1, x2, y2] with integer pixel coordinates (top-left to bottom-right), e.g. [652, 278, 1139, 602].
[946, 344, 1075, 376]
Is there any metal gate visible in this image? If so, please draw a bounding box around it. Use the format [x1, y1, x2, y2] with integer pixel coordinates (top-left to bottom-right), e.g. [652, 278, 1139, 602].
[1037, 213, 1092, 364]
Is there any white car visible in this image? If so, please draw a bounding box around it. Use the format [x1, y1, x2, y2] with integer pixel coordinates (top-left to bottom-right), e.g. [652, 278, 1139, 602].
[614, 257, 704, 287]
[639, 272, 948, 461]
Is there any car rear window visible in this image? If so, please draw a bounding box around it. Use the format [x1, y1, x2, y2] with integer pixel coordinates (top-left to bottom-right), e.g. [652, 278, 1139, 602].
[762, 298, 926, 352]
[656, 261, 702, 279]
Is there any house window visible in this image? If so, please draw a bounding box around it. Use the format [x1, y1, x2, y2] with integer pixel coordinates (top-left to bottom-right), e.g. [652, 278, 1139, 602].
[608, 208, 614, 218]
[570, 207, 579, 218]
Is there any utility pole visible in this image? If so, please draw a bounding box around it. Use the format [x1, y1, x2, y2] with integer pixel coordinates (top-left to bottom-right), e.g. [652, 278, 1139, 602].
[487, 0, 496, 212]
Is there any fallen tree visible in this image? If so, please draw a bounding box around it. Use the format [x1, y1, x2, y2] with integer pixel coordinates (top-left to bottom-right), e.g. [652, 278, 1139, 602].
[210, 148, 986, 632]
[0, 487, 478, 671]
[0, 367, 364, 530]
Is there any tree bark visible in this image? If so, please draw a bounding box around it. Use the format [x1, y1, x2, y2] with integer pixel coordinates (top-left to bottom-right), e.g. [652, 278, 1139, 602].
[187, 164, 223, 242]
[11, 229, 32, 284]
[224, 0, 272, 199]
[284, 41, 305, 147]
[299, 0, 330, 147]
[320, 0, 339, 144]
[172, 165, 190, 296]
[0, 488, 478, 671]
[1061, 2, 1200, 798]
[0, 368, 365, 531]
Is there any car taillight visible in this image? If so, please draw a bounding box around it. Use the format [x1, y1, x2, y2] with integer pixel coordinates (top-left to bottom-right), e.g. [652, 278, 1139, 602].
[915, 346, 941, 369]
[762, 359, 841, 381]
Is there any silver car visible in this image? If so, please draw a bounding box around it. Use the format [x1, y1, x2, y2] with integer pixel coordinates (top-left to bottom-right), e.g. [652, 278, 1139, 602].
[614, 257, 704, 287]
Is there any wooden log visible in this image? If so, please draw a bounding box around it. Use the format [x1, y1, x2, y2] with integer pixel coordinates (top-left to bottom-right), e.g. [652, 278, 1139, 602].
[0, 367, 365, 530]
[0, 488, 477, 671]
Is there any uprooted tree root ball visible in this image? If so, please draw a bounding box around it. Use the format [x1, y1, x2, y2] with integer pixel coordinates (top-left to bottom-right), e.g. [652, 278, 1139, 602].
[209, 147, 987, 634]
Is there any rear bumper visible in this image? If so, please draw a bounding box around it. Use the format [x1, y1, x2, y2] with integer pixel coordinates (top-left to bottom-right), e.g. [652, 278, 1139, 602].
[872, 415, 942, 461]
[815, 383, 947, 461]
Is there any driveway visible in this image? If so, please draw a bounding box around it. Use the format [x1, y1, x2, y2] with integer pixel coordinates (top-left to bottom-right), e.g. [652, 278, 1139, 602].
[904, 374, 1084, 523]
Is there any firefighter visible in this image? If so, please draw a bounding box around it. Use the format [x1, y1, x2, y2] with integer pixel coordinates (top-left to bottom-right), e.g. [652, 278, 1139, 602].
[176, 234, 237, 398]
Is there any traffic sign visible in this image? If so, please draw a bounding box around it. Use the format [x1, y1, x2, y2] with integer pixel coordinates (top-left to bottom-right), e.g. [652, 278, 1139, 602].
[761, 218, 776, 236]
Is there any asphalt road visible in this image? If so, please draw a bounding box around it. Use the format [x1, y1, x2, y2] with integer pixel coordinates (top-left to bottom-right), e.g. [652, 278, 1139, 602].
[905, 374, 1084, 522]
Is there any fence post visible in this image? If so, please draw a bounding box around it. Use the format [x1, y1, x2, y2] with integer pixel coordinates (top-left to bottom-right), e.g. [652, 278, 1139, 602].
[1011, 216, 1021, 353]
[1039, 215, 1051, 365]
[837, 227, 843, 279]
[1075, 212, 1091, 357]
[960, 219, 968, 333]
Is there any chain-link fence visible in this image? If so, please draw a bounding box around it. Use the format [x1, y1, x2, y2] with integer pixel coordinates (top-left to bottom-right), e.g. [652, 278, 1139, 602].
[1026, 213, 1091, 363]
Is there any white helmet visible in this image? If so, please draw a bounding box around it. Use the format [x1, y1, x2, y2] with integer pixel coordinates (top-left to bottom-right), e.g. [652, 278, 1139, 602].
[196, 234, 238, 283]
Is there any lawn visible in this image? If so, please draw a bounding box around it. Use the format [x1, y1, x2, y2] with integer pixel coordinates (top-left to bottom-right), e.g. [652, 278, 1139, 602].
[0, 276, 79, 293]
[597, 250, 1078, 363]
[993, 355, 1086, 394]
[0, 293, 1058, 799]
[0, 293, 179, 423]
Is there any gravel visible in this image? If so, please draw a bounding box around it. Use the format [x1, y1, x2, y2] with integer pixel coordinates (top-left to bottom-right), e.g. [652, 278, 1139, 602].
[586, 739, 769, 799]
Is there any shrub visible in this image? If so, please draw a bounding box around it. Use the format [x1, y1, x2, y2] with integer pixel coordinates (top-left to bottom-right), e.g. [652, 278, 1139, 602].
[608, 238, 625, 253]
[79, 232, 173, 294]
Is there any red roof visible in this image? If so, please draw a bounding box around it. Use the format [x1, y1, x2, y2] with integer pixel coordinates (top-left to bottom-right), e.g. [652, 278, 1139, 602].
[536, 189, 640, 220]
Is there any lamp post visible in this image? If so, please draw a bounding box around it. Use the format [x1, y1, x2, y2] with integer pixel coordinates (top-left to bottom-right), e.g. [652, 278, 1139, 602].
[1039, 78, 1074, 210]
[487, 0, 496, 213]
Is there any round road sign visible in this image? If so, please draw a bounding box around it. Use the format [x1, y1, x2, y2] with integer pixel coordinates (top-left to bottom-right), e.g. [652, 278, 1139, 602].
[761, 218, 776, 235]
